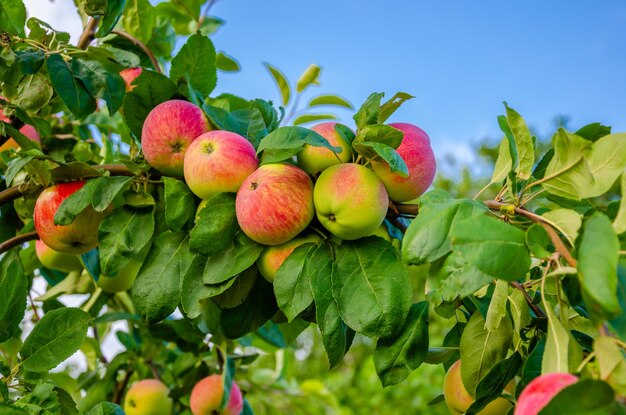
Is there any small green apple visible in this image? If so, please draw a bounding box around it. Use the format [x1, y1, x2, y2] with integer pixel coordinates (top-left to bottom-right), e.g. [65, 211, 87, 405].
[256, 233, 322, 282]
[124, 379, 173, 415]
[35, 240, 83, 273]
[97, 260, 142, 293]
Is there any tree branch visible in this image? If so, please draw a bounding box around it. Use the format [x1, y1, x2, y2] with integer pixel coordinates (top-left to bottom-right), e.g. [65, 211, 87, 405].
[111, 30, 162, 73]
[0, 231, 38, 254]
[510, 281, 546, 319]
[77, 17, 100, 50]
[484, 200, 577, 267]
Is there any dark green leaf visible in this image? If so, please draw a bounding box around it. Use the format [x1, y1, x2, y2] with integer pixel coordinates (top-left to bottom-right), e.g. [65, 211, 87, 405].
[163, 177, 195, 231]
[212, 268, 257, 309]
[14, 382, 60, 414]
[575, 122, 611, 142]
[332, 237, 412, 338]
[0, 251, 27, 342]
[202, 104, 268, 149]
[181, 255, 210, 319]
[220, 277, 278, 339]
[190, 193, 237, 256]
[353, 92, 383, 130]
[15, 50, 45, 74]
[466, 353, 521, 414]
[609, 267, 626, 341]
[47, 54, 97, 118]
[97, 0, 127, 37]
[352, 141, 408, 176]
[538, 379, 616, 415]
[256, 126, 341, 163]
[84, 402, 125, 415]
[374, 302, 429, 387]
[378, 92, 414, 123]
[202, 232, 263, 284]
[517, 339, 545, 396]
[170, 33, 217, 97]
[428, 252, 495, 302]
[55, 387, 79, 415]
[20, 308, 92, 372]
[525, 223, 553, 259]
[274, 243, 317, 321]
[353, 124, 404, 148]
[71, 58, 126, 114]
[0, 0, 26, 36]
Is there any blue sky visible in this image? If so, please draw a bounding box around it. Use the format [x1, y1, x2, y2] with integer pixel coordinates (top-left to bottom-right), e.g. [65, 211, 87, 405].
[26, 0, 626, 163]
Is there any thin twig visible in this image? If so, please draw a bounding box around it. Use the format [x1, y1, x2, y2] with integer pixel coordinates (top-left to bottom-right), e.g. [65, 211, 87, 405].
[510, 281, 546, 319]
[0, 231, 38, 254]
[113, 369, 133, 404]
[28, 291, 40, 321]
[76, 17, 100, 50]
[196, 0, 219, 30]
[111, 30, 162, 73]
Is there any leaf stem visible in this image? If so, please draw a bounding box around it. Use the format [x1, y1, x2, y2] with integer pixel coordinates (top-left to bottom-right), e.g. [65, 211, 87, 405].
[510, 281, 546, 319]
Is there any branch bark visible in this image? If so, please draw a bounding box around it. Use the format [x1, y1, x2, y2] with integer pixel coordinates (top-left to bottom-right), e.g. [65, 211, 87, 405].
[510, 281, 546, 319]
[0, 231, 38, 254]
[76, 17, 99, 50]
[111, 30, 162, 73]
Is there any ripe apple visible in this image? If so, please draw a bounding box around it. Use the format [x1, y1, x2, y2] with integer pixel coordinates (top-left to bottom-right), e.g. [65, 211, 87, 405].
[314, 163, 388, 240]
[120, 67, 142, 91]
[190, 375, 243, 415]
[141, 99, 211, 176]
[236, 163, 314, 245]
[97, 259, 142, 293]
[34, 181, 105, 255]
[371, 122, 436, 202]
[184, 131, 258, 199]
[124, 379, 173, 415]
[35, 240, 83, 273]
[444, 360, 514, 415]
[257, 233, 322, 282]
[0, 124, 41, 152]
[514, 372, 578, 415]
[296, 122, 352, 175]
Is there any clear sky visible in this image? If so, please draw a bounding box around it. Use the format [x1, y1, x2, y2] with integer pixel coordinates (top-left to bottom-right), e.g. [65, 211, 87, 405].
[25, 0, 626, 163]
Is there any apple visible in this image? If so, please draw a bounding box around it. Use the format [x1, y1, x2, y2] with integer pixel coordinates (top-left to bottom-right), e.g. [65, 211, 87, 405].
[296, 122, 352, 175]
[124, 379, 173, 415]
[0, 124, 41, 152]
[314, 163, 388, 240]
[97, 259, 142, 293]
[184, 131, 258, 199]
[120, 67, 142, 91]
[141, 99, 211, 176]
[35, 240, 83, 273]
[236, 163, 314, 245]
[444, 360, 514, 415]
[34, 181, 105, 255]
[514, 372, 578, 415]
[256, 233, 322, 282]
[190, 375, 243, 415]
[371, 122, 436, 202]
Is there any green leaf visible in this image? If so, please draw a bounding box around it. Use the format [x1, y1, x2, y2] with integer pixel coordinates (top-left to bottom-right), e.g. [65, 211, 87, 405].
[525, 223, 553, 259]
[466, 353, 522, 415]
[459, 312, 512, 396]
[0, 252, 27, 342]
[378, 92, 414, 123]
[490, 137, 513, 183]
[202, 231, 263, 285]
[428, 252, 495, 301]
[308, 94, 353, 109]
[216, 51, 240, 72]
[0, 0, 26, 36]
[353, 124, 404, 149]
[609, 267, 626, 341]
[504, 103, 534, 180]
[132, 231, 191, 323]
[163, 177, 195, 231]
[14, 382, 61, 414]
[484, 279, 509, 332]
[403, 199, 487, 265]
[20, 308, 92, 372]
[293, 113, 337, 126]
[71, 58, 126, 114]
[274, 244, 317, 321]
[55, 387, 78, 415]
[332, 237, 412, 338]
[98, 206, 154, 276]
[542, 301, 570, 374]
[0, 404, 27, 414]
[123, 0, 155, 44]
[97, 0, 126, 37]
[256, 126, 341, 163]
[450, 214, 531, 280]
[575, 122, 611, 142]
[180, 255, 210, 319]
[614, 172, 626, 234]
[577, 212, 620, 318]
[84, 402, 125, 415]
[172, 0, 203, 19]
[212, 268, 258, 309]
[12, 71, 54, 113]
[202, 104, 269, 149]
[538, 379, 616, 415]
[220, 277, 278, 339]
[540, 129, 594, 200]
[353, 92, 383, 130]
[170, 33, 217, 97]
[296, 64, 321, 93]
[517, 339, 545, 395]
[352, 142, 408, 176]
[584, 133, 626, 197]
[374, 302, 429, 387]
[541, 209, 582, 246]
[264, 63, 290, 106]
[47, 54, 97, 118]
[121, 70, 177, 138]
[310, 243, 354, 368]
[190, 193, 238, 256]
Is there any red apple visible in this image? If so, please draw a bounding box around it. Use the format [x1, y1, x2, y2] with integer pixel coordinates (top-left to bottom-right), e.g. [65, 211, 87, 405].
[120, 67, 142, 91]
[34, 181, 105, 255]
[184, 131, 258, 199]
[514, 372, 578, 415]
[0, 96, 41, 151]
[141, 99, 211, 176]
[190, 375, 243, 415]
[444, 360, 514, 415]
[236, 163, 314, 245]
[314, 163, 389, 240]
[296, 122, 353, 175]
[371, 122, 436, 202]
[256, 233, 322, 282]
[35, 240, 83, 273]
[124, 379, 173, 415]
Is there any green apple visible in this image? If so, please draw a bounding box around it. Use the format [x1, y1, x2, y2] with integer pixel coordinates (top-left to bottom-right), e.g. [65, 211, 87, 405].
[444, 360, 514, 415]
[124, 379, 173, 415]
[97, 260, 142, 293]
[297, 122, 353, 175]
[190, 375, 243, 415]
[257, 233, 322, 282]
[35, 240, 83, 273]
[314, 163, 389, 240]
